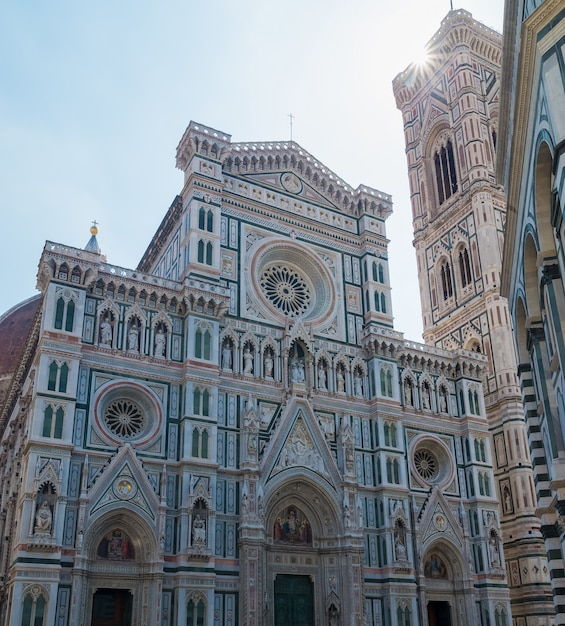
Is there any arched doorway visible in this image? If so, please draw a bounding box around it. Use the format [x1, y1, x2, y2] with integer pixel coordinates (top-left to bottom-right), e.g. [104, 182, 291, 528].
[421, 542, 470, 626]
[259, 477, 356, 626]
[72, 511, 162, 626]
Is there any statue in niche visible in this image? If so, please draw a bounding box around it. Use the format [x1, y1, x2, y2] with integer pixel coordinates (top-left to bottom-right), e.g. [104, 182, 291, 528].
[439, 386, 448, 413]
[222, 340, 233, 370]
[99, 315, 113, 346]
[243, 346, 254, 375]
[273, 505, 312, 544]
[404, 380, 413, 406]
[422, 383, 431, 409]
[318, 362, 327, 390]
[192, 514, 206, 546]
[264, 351, 274, 379]
[394, 519, 408, 561]
[154, 325, 166, 357]
[34, 501, 53, 534]
[354, 371, 363, 397]
[290, 357, 305, 383]
[97, 529, 134, 560]
[127, 320, 139, 352]
[336, 368, 345, 393]
[489, 531, 501, 566]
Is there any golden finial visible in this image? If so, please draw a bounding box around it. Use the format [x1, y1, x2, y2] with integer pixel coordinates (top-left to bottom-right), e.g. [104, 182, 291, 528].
[90, 220, 99, 236]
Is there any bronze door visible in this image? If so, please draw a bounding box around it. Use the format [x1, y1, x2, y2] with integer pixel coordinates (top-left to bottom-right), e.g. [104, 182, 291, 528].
[274, 574, 314, 626]
[91, 589, 132, 626]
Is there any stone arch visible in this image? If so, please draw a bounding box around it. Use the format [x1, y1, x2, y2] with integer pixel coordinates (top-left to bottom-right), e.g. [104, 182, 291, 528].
[422, 539, 465, 582]
[534, 139, 555, 257]
[264, 475, 342, 542]
[513, 296, 529, 365]
[85, 509, 158, 565]
[523, 231, 541, 319]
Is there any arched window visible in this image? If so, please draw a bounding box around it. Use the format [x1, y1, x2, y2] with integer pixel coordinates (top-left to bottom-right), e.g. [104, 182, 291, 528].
[21, 590, 47, 626]
[197, 240, 205, 263]
[194, 388, 210, 416]
[59, 363, 69, 393]
[397, 604, 411, 626]
[374, 291, 380, 312]
[459, 247, 472, 287]
[380, 293, 387, 314]
[372, 262, 378, 282]
[48, 362, 58, 391]
[191, 428, 209, 459]
[198, 207, 206, 230]
[433, 138, 458, 205]
[440, 260, 453, 300]
[194, 327, 212, 360]
[206, 209, 213, 232]
[43, 406, 64, 439]
[495, 607, 508, 626]
[187, 598, 205, 626]
[206, 242, 213, 265]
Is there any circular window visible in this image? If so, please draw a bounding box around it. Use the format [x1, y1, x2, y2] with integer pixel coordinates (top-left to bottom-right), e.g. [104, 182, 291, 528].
[93, 381, 163, 447]
[248, 238, 337, 326]
[260, 264, 312, 317]
[414, 449, 439, 481]
[410, 436, 454, 487]
[104, 399, 145, 439]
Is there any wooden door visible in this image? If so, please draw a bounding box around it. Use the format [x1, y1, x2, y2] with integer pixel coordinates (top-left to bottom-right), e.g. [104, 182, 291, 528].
[91, 589, 132, 626]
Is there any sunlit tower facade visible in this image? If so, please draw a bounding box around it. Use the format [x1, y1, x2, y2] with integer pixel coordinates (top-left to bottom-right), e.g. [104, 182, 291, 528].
[393, 10, 555, 625]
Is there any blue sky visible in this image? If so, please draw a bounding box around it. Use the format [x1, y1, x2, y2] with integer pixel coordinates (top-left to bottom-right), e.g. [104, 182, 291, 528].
[1, 0, 503, 340]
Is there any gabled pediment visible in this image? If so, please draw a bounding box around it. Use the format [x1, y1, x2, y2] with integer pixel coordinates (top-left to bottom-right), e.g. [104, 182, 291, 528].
[419, 487, 463, 549]
[87, 445, 160, 523]
[262, 400, 341, 488]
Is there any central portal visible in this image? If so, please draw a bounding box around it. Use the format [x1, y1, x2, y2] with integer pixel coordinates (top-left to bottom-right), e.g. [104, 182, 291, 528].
[427, 600, 451, 626]
[274, 574, 314, 626]
[91, 588, 132, 626]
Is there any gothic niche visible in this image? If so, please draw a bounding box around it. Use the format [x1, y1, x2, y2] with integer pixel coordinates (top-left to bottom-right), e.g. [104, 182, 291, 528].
[273, 505, 312, 545]
[99, 311, 114, 347]
[154, 322, 167, 358]
[394, 518, 408, 562]
[191, 499, 208, 551]
[289, 341, 306, 384]
[97, 529, 134, 560]
[34, 484, 55, 535]
[424, 552, 447, 579]
[221, 337, 234, 371]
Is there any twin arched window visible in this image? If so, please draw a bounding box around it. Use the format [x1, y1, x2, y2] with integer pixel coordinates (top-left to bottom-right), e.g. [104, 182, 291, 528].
[194, 326, 212, 360]
[43, 405, 64, 439]
[48, 361, 69, 393]
[198, 207, 214, 232]
[197, 240, 213, 265]
[380, 367, 393, 397]
[54, 295, 75, 332]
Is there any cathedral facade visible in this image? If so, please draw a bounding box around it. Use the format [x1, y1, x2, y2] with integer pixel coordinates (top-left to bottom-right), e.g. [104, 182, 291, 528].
[0, 118, 511, 626]
[392, 9, 555, 625]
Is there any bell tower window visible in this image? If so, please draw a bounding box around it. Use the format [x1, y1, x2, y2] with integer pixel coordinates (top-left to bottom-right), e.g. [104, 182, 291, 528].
[434, 138, 458, 205]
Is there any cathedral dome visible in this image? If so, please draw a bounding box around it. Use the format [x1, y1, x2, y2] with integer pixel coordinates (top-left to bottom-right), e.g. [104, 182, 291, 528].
[0, 295, 41, 410]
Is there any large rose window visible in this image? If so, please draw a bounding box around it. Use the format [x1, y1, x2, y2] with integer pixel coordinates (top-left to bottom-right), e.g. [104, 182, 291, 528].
[93, 381, 163, 447]
[248, 238, 337, 326]
[104, 399, 145, 439]
[410, 436, 454, 488]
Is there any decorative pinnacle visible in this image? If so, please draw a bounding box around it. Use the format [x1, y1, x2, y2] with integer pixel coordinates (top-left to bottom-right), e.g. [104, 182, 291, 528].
[90, 220, 99, 236]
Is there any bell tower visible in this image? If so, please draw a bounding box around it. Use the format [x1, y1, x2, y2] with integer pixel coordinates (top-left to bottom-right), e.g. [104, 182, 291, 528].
[393, 10, 555, 624]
